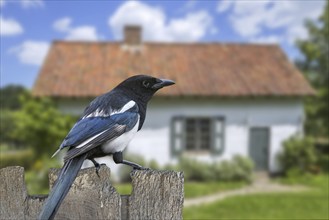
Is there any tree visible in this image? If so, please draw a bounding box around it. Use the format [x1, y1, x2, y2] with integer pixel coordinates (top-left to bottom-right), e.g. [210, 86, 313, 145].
[0, 85, 28, 146]
[11, 94, 76, 157]
[0, 85, 28, 110]
[297, 2, 329, 139]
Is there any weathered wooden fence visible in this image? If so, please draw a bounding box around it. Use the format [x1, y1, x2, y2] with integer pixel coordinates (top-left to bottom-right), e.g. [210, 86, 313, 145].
[0, 166, 184, 220]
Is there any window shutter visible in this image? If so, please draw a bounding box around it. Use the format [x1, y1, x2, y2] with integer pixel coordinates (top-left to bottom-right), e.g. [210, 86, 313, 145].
[211, 117, 225, 155]
[171, 117, 185, 157]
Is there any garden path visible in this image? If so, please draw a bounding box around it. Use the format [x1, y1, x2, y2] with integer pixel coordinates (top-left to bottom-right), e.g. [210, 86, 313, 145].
[184, 173, 308, 207]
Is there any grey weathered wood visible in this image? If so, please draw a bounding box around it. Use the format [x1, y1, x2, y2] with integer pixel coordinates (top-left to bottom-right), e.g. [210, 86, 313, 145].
[49, 165, 121, 220]
[0, 166, 27, 220]
[129, 169, 184, 220]
[0, 166, 184, 220]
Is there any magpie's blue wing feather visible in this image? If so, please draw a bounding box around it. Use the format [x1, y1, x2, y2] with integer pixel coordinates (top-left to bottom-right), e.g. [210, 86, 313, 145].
[61, 111, 139, 148]
[58, 111, 139, 160]
[60, 117, 115, 148]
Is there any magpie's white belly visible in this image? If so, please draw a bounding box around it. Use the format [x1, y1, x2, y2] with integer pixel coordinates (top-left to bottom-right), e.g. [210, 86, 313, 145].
[101, 118, 139, 154]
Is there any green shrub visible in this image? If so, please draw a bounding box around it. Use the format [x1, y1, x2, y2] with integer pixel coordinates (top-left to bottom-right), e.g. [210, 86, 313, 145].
[0, 149, 34, 169]
[0, 111, 22, 147]
[148, 159, 160, 170]
[25, 155, 61, 194]
[11, 94, 76, 157]
[178, 155, 253, 182]
[318, 154, 329, 173]
[118, 153, 146, 183]
[179, 158, 213, 181]
[231, 155, 254, 182]
[117, 154, 253, 183]
[278, 136, 318, 175]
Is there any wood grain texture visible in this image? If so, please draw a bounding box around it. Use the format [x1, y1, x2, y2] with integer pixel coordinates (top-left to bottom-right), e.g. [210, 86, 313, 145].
[129, 169, 184, 220]
[0, 166, 184, 220]
[49, 165, 121, 220]
[0, 166, 27, 219]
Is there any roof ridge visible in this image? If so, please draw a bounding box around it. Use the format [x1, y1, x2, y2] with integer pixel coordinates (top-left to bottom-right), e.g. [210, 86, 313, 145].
[52, 40, 279, 47]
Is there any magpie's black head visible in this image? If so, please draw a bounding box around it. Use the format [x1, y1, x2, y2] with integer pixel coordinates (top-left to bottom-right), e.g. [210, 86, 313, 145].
[116, 75, 175, 102]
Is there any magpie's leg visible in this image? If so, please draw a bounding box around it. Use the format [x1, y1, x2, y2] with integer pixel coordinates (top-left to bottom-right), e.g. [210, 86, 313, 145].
[90, 158, 101, 177]
[113, 152, 147, 170]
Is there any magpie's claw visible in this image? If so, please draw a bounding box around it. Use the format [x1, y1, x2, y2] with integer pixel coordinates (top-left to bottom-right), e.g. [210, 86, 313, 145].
[95, 164, 100, 178]
[95, 163, 107, 177]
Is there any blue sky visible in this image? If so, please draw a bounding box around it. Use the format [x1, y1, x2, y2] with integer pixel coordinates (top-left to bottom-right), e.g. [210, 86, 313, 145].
[0, 0, 326, 88]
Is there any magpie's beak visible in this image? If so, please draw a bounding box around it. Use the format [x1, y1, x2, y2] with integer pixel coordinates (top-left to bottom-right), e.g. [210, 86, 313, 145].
[152, 78, 175, 90]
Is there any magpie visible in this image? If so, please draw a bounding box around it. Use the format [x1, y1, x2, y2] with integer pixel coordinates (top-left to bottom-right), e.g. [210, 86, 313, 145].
[38, 75, 175, 220]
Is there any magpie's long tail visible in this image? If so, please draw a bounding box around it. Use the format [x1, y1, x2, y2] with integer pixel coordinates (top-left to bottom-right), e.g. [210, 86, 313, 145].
[38, 154, 87, 220]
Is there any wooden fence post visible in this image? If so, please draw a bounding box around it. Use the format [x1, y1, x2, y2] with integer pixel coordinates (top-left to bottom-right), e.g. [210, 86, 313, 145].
[0, 166, 184, 220]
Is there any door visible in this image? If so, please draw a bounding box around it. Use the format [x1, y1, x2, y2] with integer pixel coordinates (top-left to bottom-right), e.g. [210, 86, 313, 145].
[249, 127, 269, 171]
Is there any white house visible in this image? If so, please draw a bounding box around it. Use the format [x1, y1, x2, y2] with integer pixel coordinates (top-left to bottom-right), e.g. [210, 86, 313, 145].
[33, 26, 314, 174]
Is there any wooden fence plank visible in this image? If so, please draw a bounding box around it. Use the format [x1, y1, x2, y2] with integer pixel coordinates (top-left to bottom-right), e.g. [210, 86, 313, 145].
[0, 166, 184, 220]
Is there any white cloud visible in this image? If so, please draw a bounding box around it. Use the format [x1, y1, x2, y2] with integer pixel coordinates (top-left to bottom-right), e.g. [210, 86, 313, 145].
[250, 35, 282, 44]
[0, 0, 44, 8]
[65, 26, 99, 41]
[53, 17, 100, 41]
[21, 0, 44, 8]
[53, 17, 71, 32]
[9, 41, 50, 66]
[167, 11, 213, 41]
[109, 0, 214, 42]
[217, 0, 326, 44]
[0, 16, 24, 36]
[217, 0, 233, 13]
[0, 0, 6, 7]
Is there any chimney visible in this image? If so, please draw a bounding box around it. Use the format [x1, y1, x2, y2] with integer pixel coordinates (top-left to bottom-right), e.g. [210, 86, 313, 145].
[124, 25, 142, 45]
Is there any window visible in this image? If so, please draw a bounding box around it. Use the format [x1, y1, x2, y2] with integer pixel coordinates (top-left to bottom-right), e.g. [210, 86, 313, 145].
[185, 118, 211, 151]
[171, 117, 225, 156]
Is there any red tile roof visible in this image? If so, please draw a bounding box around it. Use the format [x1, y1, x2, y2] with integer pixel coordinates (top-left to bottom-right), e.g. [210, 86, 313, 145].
[33, 41, 314, 97]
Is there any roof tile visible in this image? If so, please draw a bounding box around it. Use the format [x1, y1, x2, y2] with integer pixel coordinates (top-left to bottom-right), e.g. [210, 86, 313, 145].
[33, 41, 314, 97]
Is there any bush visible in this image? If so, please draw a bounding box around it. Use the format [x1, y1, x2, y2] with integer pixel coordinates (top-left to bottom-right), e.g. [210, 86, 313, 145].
[179, 155, 253, 182]
[0, 111, 23, 147]
[318, 154, 329, 173]
[179, 158, 213, 181]
[231, 155, 254, 182]
[25, 155, 61, 194]
[0, 149, 34, 169]
[11, 94, 76, 157]
[278, 136, 318, 175]
[117, 154, 253, 183]
[118, 153, 147, 183]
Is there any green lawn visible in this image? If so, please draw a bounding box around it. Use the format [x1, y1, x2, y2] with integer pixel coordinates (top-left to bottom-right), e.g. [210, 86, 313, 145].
[113, 181, 247, 198]
[184, 174, 329, 220]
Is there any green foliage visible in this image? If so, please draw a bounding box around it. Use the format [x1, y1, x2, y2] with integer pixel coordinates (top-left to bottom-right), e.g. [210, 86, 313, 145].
[179, 158, 214, 181]
[25, 155, 61, 194]
[318, 154, 329, 173]
[11, 94, 76, 157]
[118, 154, 163, 182]
[213, 155, 254, 182]
[178, 155, 253, 182]
[116, 153, 253, 183]
[0, 149, 34, 169]
[148, 159, 160, 170]
[0, 85, 28, 110]
[112, 183, 133, 195]
[278, 136, 318, 175]
[296, 2, 329, 138]
[118, 153, 147, 182]
[0, 110, 21, 146]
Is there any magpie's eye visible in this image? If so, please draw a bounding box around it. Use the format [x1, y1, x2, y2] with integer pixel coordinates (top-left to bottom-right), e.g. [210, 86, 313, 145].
[142, 80, 150, 88]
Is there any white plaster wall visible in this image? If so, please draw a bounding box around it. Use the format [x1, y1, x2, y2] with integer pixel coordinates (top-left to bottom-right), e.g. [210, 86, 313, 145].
[57, 97, 304, 173]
